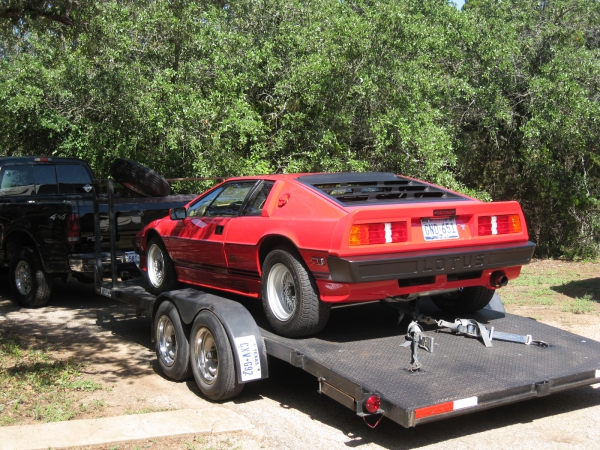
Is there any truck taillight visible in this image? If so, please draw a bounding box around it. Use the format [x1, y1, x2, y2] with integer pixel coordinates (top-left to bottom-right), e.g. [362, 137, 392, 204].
[478, 215, 521, 236]
[349, 222, 407, 246]
[67, 214, 81, 242]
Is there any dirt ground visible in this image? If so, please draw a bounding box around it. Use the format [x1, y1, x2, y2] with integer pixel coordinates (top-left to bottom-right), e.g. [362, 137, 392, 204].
[1, 260, 599, 449]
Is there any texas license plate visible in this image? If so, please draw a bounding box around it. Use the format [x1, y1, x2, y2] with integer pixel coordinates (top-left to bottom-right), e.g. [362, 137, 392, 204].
[421, 218, 459, 241]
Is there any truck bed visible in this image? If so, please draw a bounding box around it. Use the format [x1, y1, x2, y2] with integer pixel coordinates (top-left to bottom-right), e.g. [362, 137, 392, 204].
[106, 278, 600, 428]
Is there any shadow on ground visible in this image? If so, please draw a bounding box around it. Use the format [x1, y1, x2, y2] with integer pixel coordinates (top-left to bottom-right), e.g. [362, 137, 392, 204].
[551, 277, 600, 301]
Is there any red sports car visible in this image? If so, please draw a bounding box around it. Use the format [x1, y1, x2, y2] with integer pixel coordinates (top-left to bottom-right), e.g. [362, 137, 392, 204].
[135, 172, 535, 337]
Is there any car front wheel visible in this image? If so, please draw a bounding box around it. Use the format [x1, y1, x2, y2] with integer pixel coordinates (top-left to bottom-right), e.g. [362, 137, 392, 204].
[261, 248, 330, 338]
[146, 236, 178, 295]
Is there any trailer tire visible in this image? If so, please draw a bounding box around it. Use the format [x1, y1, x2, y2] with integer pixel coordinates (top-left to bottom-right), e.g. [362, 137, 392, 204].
[146, 236, 179, 295]
[261, 248, 330, 338]
[430, 286, 495, 314]
[190, 311, 243, 401]
[9, 247, 52, 308]
[110, 158, 171, 197]
[154, 301, 192, 381]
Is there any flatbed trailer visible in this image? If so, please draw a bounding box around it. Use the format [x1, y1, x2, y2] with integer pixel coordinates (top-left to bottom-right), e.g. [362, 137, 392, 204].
[93, 180, 600, 428]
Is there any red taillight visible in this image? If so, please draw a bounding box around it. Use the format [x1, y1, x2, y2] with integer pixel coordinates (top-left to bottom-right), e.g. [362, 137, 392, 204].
[364, 395, 381, 414]
[349, 222, 407, 246]
[67, 214, 81, 243]
[478, 215, 521, 236]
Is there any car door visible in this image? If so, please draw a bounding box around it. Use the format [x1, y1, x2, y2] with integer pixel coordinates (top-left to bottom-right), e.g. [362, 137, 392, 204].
[168, 181, 258, 288]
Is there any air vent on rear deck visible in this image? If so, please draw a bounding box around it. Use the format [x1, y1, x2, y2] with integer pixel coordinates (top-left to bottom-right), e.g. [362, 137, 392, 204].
[297, 172, 465, 205]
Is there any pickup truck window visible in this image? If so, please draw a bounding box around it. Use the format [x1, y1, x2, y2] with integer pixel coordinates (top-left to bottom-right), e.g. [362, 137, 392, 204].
[33, 165, 58, 195]
[56, 164, 93, 194]
[0, 165, 35, 196]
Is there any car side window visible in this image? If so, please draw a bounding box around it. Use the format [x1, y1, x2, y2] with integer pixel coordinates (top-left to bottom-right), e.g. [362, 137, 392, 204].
[33, 165, 58, 195]
[0, 165, 35, 196]
[241, 181, 274, 216]
[188, 186, 224, 218]
[204, 182, 257, 217]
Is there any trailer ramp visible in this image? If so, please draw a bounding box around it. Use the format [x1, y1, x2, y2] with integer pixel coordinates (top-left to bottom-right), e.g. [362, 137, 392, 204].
[261, 300, 600, 428]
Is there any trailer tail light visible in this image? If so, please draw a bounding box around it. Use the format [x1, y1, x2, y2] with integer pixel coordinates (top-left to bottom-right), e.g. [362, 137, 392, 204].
[349, 222, 407, 246]
[67, 214, 81, 243]
[415, 396, 478, 420]
[478, 215, 521, 236]
[364, 395, 381, 414]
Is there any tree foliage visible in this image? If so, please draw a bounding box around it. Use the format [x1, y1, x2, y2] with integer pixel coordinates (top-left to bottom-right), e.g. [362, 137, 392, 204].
[1, 0, 599, 258]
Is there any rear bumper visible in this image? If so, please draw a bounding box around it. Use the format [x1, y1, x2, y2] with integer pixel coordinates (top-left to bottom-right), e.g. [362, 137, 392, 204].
[68, 251, 140, 273]
[326, 241, 536, 283]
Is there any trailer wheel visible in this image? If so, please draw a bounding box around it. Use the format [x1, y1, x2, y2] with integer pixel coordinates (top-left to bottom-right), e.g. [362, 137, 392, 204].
[261, 248, 331, 338]
[190, 311, 243, 401]
[430, 286, 495, 314]
[9, 247, 52, 308]
[110, 158, 171, 197]
[154, 301, 191, 381]
[146, 236, 178, 295]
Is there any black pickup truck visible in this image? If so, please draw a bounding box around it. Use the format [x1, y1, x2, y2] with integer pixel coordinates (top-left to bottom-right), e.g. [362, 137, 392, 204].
[0, 156, 195, 307]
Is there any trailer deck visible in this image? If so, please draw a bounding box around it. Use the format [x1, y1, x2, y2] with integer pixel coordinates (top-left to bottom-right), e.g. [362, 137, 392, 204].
[102, 279, 600, 428]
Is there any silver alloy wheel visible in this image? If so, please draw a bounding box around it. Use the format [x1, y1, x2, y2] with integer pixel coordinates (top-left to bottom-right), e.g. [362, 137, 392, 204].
[193, 327, 218, 384]
[267, 263, 296, 321]
[147, 243, 165, 288]
[15, 260, 32, 296]
[157, 315, 177, 367]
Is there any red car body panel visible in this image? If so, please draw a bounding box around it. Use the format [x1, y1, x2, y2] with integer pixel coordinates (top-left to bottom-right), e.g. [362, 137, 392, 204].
[136, 173, 534, 303]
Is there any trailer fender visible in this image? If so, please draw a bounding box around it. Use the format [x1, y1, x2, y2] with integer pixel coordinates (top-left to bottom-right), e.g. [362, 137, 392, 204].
[152, 288, 269, 383]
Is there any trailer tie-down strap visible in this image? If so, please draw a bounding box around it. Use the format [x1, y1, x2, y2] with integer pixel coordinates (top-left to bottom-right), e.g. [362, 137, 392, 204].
[436, 318, 549, 348]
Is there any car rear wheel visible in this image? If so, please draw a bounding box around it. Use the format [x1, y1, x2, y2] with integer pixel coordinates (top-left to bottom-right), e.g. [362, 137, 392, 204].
[146, 236, 178, 295]
[9, 247, 52, 308]
[190, 311, 243, 401]
[430, 286, 495, 314]
[261, 248, 331, 338]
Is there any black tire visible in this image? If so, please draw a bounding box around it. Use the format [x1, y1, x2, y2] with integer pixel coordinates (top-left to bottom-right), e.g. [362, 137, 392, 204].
[9, 247, 52, 308]
[146, 236, 179, 295]
[190, 311, 243, 401]
[154, 301, 192, 381]
[430, 286, 495, 314]
[110, 158, 171, 197]
[261, 248, 331, 338]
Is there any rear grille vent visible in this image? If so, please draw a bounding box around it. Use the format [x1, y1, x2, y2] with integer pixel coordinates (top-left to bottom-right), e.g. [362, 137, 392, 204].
[306, 177, 461, 204]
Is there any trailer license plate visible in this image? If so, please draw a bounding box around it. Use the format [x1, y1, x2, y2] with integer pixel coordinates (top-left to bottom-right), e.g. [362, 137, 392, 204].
[421, 218, 459, 241]
[234, 335, 262, 382]
[124, 251, 139, 263]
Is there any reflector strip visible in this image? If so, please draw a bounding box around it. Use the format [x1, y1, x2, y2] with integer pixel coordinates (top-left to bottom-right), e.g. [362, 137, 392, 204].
[384, 223, 392, 243]
[596, 369, 600, 378]
[415, 396, 478, 419]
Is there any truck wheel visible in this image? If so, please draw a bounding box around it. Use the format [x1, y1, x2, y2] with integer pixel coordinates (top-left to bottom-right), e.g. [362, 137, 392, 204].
[430, 286, 495, 314]
[261, 248, 331, 338]
[154, 301, 191, 381]
[110, 158, 171, 197]
[9, 247, 52, 308]
[146, 237, 178, 295]
[190, 311, 243, 401]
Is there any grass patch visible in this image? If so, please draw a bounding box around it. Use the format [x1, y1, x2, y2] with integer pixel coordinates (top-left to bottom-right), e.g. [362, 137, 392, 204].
[0, 336, 104, 426]
[562, 294, 596, 315]
[125, 407, 173, 415]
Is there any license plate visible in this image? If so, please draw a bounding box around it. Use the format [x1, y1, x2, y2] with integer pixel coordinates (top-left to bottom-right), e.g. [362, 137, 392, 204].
[124, 251, 140, 263]
[421, 218, 459, 241]
[233, 335, 262, 382]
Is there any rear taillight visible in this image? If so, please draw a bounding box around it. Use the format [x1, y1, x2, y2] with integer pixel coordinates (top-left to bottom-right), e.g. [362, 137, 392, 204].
[67, 214, 81, 242]
[349, 222, 407, 246]
[478, 215, 521, 236]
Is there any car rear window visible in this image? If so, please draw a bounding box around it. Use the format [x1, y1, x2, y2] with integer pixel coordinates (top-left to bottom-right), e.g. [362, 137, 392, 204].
[297, 172, 465, 205]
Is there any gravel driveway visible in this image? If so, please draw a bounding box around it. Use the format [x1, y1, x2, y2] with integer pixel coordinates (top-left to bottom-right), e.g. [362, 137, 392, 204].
[1, 275, 599, 449]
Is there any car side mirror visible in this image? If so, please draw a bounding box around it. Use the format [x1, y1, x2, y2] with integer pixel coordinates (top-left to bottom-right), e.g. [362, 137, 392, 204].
[170, 207, 187, 220]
